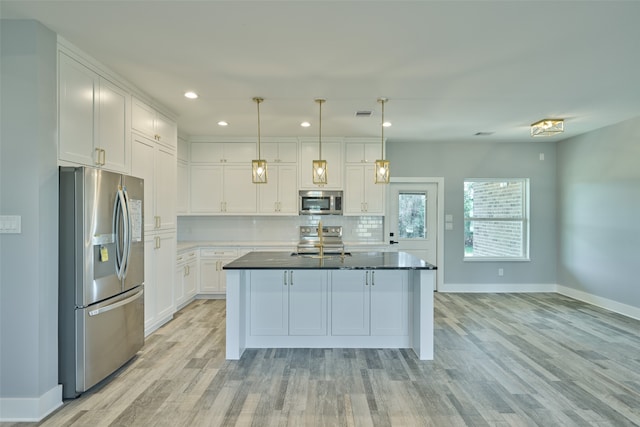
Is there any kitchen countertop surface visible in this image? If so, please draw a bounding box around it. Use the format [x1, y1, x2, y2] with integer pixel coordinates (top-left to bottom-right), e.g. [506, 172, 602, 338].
[223, 251, 436, 270]
[177, 241, 389, 252]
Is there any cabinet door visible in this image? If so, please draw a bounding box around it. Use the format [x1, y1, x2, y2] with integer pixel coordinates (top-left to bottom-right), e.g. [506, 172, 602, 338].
[154, 233, 176, 321]
[289, 270, 327, 336]
[363, 165, 385, 214]
[190, 142, 224, 163]
[143, 234, 157, 331]
[223, 165, 257, 213]
[370, 271, 409, 336]
[131, 135, 156, 232]
[98, 78, 129, 172]
[155, 112, 177, 150]
[175, 261, 186, 307]
[250, 270, 289, 336]
[346, 142, 381, 164]
[257, 165, 297, 214]
[132, 97, 156, 139]
[344, 166, 365, 215]
[257, 168, 279, 213]
[331, 270, 370, 335]
[58, 52, 96, 166]
[299, 140, 343, 189]
[190, 165, 223, 213]
[155, 146, 176, 230]
[199, 259, 220, 293]
[224, 142, 256, 163]
[184, 258, 198, 300]
[176, 160, 189, 214]
[277, 165, 298, 214]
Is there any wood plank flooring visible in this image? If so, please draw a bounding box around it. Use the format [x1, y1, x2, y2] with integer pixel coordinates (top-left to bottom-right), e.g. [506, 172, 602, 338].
[11, 293, 640, 426]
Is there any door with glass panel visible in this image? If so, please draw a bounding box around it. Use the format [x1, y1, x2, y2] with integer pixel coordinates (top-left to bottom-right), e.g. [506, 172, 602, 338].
[386, 183, 437, 289]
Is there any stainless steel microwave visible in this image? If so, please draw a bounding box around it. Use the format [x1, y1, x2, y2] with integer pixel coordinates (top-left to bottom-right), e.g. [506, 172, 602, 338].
[299, 190, 343, 215]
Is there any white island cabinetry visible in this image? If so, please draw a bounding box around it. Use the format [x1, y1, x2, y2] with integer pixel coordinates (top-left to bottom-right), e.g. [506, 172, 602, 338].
[249, 270, 327, 337]
[224, 251, 434, 360]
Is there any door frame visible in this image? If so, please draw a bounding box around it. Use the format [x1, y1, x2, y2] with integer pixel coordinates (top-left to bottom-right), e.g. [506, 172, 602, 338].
[386, 177, 444, 291]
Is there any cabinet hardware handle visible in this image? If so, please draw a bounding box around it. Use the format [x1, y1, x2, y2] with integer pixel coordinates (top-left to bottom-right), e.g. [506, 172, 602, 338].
[283, 270, 288, 286]
[289, 271, 293, 286]
[365, 271, 369, 286]
[371, 271, 375, 286]
[155, 236, 161, 249]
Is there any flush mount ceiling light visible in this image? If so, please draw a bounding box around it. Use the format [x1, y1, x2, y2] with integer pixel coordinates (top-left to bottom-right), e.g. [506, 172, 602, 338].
[184, 91, 198, 99]
[375, 97, 390, 184]
[252, 97, 267, 184]
[217, 121, 228, 127]
[312, 98, 328, 185]
[531, 119, 564, 137]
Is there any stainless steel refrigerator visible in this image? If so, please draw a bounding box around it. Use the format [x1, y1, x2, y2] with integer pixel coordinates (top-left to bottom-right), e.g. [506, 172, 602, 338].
[59, 166, 145, 399]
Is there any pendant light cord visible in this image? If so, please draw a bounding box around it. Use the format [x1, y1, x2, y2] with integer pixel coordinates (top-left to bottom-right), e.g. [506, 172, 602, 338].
[254, 97, 263, 158]
[381, 98, 385, 158]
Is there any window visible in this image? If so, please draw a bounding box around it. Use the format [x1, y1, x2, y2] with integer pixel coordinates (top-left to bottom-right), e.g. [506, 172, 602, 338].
[398, 192, 426, 239]
[464, 179, 529, 260]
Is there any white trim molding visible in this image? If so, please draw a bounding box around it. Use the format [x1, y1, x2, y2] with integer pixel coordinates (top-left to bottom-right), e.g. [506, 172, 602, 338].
[440, 283, 557, 293]
[0, 385, 62, 422]
[557, 285, 640, 321]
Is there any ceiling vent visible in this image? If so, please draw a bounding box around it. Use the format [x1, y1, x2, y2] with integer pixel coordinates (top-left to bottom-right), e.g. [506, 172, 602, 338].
[355, 110, 373, 117]
[474, 132, 494, 136]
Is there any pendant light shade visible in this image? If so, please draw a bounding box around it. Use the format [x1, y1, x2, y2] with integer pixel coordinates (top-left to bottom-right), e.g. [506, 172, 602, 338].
[252, 97, 267, 184]
[313, 98, 328, 185]
[375, 97, 390, 184]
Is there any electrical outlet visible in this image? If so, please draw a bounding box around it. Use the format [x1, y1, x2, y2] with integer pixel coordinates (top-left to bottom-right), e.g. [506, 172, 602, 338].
[498, 268, 504, 276]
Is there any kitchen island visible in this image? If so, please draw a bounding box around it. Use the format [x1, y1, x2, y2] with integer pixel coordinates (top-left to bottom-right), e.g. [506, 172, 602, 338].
[223, 251, 436, 360]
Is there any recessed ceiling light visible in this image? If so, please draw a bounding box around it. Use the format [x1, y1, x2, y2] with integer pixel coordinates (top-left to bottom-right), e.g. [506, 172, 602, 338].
[218, 121, 228, 126]
[300, 121, 311, 127]
[184, 91, 198, 99]
[383, 122, 392, 127]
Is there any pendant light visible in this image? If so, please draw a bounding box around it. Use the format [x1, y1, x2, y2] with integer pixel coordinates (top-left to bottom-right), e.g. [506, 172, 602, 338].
[312, 98, 328, 185]
[252, 97, 267, 183]
[375, 97, 390, 184]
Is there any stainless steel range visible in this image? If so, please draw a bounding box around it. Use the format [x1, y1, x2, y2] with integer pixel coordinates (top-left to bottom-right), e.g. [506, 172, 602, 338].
[296, 225, 344, 254]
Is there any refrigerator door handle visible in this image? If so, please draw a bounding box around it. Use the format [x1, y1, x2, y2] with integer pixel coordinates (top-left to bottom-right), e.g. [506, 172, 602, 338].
[121, 186, 133, 279]
[88, 288, 144, 317]
[113, 186, 129, 280]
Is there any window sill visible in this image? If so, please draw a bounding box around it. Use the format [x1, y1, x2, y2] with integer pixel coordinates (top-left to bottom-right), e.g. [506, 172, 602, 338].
[463, 257, 530, 262]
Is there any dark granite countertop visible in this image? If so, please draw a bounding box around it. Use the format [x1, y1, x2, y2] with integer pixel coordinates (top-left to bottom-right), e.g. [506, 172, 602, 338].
[223, 251, 436, 270]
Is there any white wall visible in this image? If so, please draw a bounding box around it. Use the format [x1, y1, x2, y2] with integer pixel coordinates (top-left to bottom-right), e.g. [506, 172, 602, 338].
[387, 139, 558, 288]
[557, 116, 640, 310]
[0, 20, 62, 420]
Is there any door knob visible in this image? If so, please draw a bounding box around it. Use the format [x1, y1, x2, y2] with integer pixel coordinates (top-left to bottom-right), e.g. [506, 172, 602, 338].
[389, 240, 399, 245]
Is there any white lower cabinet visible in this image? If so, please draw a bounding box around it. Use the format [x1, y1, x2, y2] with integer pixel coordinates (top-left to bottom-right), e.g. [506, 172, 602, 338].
[144, 231, 176, 335]
[331, 270, 408, 336]
[175, 250, 198, 309]
[250, 270, 327, 336]
[199, 248, 239, 295]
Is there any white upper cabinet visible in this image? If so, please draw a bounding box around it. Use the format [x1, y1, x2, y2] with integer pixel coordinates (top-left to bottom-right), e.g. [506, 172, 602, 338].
[189, 164, 256, 214]
[190, 142, 256, 163]
[299, 139, 343, 189]
[344, 164, 385, 215]
[131, 134, 177, 232]
[345, 140, 382, 164]
[261, 141, 298, 163]
[58, 51, 130, 173]
[132, 97, 177, 150]
[257, 164, 298, 215]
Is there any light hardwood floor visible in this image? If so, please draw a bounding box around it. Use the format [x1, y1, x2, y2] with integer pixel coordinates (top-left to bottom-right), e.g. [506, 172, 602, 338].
[11, 293, 640, 426]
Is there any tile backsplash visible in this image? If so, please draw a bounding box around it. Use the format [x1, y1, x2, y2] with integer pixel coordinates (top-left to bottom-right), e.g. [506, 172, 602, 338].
[177, 215, 384, 244]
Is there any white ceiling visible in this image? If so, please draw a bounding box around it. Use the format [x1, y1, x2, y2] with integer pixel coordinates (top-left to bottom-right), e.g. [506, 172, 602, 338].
[2, 1, 640, 143]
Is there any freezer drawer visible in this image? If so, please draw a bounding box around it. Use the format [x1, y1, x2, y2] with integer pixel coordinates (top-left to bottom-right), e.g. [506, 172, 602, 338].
[69, 287, 144, 397]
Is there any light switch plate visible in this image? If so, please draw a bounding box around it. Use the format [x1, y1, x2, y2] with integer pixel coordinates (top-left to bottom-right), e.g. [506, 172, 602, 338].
[0, 215, 21, 234]
[445, 223, 453, 230]
[445, 214, 453, 222]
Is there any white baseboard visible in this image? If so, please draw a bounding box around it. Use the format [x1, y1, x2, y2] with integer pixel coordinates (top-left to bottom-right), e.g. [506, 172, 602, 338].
[0, 384, 62, 422]
[557, 285, 640, 321]
[439, 283, 557, 293]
